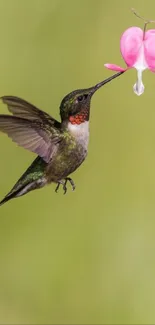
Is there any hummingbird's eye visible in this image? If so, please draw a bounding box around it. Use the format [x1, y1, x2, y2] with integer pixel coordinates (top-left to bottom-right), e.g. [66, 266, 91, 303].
[77, 94, 88, 102]
[77, 95, 83, 102]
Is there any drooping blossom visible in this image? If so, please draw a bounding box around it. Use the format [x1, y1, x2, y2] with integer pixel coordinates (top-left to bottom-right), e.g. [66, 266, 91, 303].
[105, 25, 155, 95]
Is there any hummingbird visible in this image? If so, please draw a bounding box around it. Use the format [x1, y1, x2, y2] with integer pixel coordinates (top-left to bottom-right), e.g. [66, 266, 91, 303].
[0, 72, 123, 206]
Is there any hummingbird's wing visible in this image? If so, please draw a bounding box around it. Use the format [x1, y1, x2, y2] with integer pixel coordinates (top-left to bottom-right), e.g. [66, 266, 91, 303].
[1, 96, 58, 122]
[0, 96, 62, 163]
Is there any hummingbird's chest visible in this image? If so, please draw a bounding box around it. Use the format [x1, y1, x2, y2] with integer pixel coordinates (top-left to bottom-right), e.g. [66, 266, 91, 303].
[46, 122, 89, 181]
[67, 121, 89, 150]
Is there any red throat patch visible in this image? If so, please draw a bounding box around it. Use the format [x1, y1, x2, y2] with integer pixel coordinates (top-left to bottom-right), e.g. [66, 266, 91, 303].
[69, 111, 89, 125]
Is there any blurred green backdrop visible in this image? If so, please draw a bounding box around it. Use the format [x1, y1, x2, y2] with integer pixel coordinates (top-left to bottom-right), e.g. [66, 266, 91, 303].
[0, 0, 155, 324]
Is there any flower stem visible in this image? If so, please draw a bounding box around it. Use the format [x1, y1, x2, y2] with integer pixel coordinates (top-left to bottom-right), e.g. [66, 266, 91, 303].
[131, 8, 155, 39]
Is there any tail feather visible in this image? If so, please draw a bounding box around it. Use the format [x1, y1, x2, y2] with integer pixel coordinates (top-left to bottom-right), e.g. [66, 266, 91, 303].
[0, 157, 47, 206]
[0, 181, 38, 206]
[0, 186, 24, 206]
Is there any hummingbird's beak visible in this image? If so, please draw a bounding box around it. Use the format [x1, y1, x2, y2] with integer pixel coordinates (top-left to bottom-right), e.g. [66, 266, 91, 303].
[90, 71, 124, 95]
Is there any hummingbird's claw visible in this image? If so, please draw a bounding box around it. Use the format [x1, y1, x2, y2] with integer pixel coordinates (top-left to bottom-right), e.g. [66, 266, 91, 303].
[55, 180, 64, 193]
[55, 183, 60, 193]
[55, 180, 67, 194]
[55, 177, 75, 194]
[63, 179, 68, 194]
[66, 177, 76, 191]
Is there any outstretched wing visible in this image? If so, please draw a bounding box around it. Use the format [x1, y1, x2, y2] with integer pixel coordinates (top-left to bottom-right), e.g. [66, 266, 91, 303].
[1, 95, 58, 123]
[0, 96, 62, 163]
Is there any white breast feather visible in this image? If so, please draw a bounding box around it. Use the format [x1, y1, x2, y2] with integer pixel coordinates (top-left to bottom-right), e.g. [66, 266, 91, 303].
[68, 121, 89, 149]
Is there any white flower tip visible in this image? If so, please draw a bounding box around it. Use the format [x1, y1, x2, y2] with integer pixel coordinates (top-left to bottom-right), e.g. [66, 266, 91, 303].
[133, 81, 145, 96]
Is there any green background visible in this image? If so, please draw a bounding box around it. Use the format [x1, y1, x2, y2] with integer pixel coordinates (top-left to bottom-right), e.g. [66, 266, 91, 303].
[0, 0, 155, 323]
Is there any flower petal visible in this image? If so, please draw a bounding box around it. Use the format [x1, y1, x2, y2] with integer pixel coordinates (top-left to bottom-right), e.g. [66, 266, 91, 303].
[144, 29, 155, 72]
[120, 27, 143, 67]
[133, 43, 147, 71]
[133, 70, 144, 96]
[104, 63, 126, 71]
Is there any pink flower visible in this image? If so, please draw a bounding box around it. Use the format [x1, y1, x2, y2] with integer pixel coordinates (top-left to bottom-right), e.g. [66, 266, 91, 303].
[105, 26, 155, 95]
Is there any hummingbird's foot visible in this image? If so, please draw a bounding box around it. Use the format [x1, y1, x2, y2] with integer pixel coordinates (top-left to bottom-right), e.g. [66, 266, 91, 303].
[55, 180, 67, 194]
[64, 177, 76, 191]
[55, 178, 75, 194]
[55, 183, 60, 193]
[55, 180, 65, 193]
[63, 181, 67, 195]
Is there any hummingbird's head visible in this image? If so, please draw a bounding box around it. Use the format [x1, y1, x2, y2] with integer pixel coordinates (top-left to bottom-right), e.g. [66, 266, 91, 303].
[60, 72, 123, 125]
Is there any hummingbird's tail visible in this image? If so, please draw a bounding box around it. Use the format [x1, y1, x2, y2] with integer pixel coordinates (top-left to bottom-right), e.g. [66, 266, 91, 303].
[0, 182, 37, 206]
[0, 157, 47, 206]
